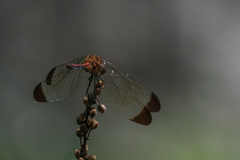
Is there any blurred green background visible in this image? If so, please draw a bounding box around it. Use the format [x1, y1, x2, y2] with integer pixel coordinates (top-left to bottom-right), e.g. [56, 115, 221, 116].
[1, 0, 240, 160]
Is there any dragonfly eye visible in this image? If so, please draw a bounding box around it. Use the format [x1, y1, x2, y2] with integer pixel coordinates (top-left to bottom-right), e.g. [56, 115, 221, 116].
[100, 62, 107, 75]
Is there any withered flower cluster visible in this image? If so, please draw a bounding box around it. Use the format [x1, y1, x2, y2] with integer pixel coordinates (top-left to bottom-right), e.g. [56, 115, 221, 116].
[75, 81, 106, 160]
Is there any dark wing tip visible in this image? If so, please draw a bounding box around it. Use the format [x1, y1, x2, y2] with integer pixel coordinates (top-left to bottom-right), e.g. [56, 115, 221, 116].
[46, 67, 57, 85]
[146, 92, 161, 112]
[33, 83, 47, 102]
[130, 107, 152, 125]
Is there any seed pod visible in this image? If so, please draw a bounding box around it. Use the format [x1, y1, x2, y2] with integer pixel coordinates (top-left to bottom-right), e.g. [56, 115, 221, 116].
[92, 120, 99, 129]
[76, 117, 81, 125]
[92, 155, 96, 160]
[87, 92, 96, 104]
[89, 108, 97, 117]
[81, 144, 88, 153]
[96, 81, 104, 88]
[87, 118, 94, 128]
[95, 88, 102, 95]
[76, 114, 86, 125]
[76, 128, 83, 137]
[80, 123, 87, 131]
[98, 104, 106, 114]
[87, 155, 96, 160]
[74, 149, 81, 159]
[83, 97, 88, 106]
[79, 114, 86, 122]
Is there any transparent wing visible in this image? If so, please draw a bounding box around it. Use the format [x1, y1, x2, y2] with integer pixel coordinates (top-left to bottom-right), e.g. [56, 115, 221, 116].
[98, 61, 160, 123]
[34, 56, 90, 102]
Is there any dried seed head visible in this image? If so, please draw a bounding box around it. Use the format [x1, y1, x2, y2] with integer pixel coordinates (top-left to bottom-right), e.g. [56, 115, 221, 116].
[80, 123, 87, 131]
[92, 120, 99, 129]
[80, 114, 86, 122]
[95, 88, 102, 95]
[87, 118, 94, 128]
[98, 104, 106, 114]
[74, 149, 81, 159]
[87, 155, 96, 160]
[96, 81, 104, 88]
[87, 92, 97, 104]
[92, 155, 96, 160]
[76, 128, 83, 137]
[83, 97, 88, 106]
[87, 155, 91, 160]
[89, 108, 97, 117]
[76, 114, 86, 125]
[81, 144, 88, 153]
[76, 117, 81, 125]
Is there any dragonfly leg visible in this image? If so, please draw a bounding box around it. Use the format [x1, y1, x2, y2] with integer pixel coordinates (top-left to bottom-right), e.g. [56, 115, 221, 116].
[93, 76, 96, 94]
[96, 76, 101, 89]
[98, 76, 105, 84]
[94, 76, 102, 106]
[86, 75, 93, 96]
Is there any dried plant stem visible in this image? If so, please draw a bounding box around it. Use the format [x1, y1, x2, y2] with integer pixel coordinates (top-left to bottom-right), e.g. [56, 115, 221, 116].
[75, 80, 105, 160]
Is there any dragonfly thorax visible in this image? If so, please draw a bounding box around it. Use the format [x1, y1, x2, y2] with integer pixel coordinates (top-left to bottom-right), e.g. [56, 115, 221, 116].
[84, 55, 107, 76]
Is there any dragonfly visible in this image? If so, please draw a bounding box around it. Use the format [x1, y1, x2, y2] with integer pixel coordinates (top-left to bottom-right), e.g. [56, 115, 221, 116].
[33, 55, 160, 125]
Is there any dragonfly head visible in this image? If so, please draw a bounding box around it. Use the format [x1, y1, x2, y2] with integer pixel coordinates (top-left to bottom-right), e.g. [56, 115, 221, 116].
[100, 61, 107, 75]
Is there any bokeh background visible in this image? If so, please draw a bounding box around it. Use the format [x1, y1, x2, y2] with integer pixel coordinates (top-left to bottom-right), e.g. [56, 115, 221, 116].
[1, 0, 240, 160]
